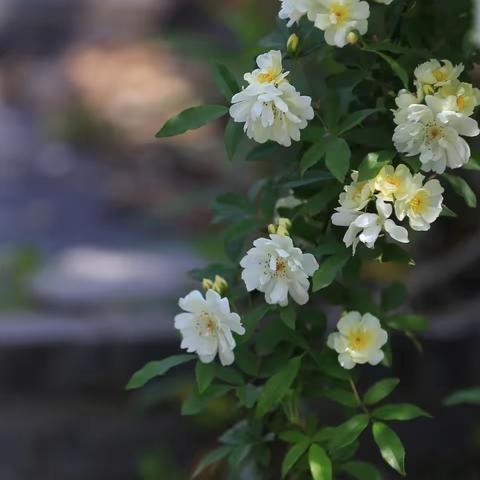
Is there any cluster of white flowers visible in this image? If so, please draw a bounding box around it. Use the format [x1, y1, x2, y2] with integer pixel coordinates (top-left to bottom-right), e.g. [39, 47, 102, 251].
[327, 311, 388, 369]
[393, 59, 480, 174]
[332, 166, 444, 253]
[230, 50, 314, 147]
[279, 0, 395, 48]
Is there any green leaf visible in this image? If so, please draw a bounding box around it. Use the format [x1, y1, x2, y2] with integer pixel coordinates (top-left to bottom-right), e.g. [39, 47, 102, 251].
[236, 383, 260, 408]
[381, 243, 414, 265]
[241, 304, 271, 342]
[372, 422, 406, 476]
[337, 109, 382, 136]
[381, 282, 407, 311]
[192, 445, 231, 478]
[126, 354, 195, 390]
[309, 444, 332, 480]
[302, 125, 327, 143]
[365, 50, 409, 89]
[387, 314, 428, 332]
[312, 252, 350, 292]
[346, 126, 393, 149]
[325, 137, 351, 183]
[357, 151, 393, 182]
[341, 461, 381, 480]
[441, 206, 457, 217]
[280, 304, 297, 330]
[246, 142, 280, 161]
[279, 430, 309, 444]
[373, 403, 431, 421]
[195, 361, 217, 394]
[216, 367, 244, 386]
[444, 387, 480, 406]
[364, 378, 400, 405]
[256, 356, 302, 418]
[464, 156, 480, 171]
[443, 173, 477, 208]
[328, 414, 370, 451]
[320, 387, 360, 408]
[181, 385, 232, 415]
[300, 183, 342, 216]
[300, 138, 334, 175]
[212, 64, 239, 100]
[156, 105, 228, 137]
[283, 171, 334, 188]
[281, 439, 310, 478]
[224, 119, 243, 160]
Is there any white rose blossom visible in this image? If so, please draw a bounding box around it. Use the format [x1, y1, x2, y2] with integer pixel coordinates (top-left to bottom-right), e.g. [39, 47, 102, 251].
[240, 234, 319, 306]
[279, 0, 320, 26]
[431, 81, 480, 117]
[395, 175, 444, 231]
[314, 0, 370, 48]
[175, 289, 245, 366]
[230, 51, 314, 147]
[393, 95, 480, 173]
[374, 164, 413, 202]
[414, 59, 464, 99]
[327, 311, 388, 369]
[338, 171, 374, 210]
[244, 50, 288, 86]
[332, 198, 409, 253]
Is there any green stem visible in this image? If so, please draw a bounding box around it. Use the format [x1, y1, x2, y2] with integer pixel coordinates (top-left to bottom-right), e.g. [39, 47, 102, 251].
[349, 378, 369, 415]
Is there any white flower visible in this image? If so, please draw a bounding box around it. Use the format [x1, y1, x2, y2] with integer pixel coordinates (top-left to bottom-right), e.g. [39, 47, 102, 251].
[374, 164, 413, 201]
[393, 89, 419, 124]
[392, 96, 480, 173]
[314, 0, 370, 48]
[338, 171, 374, 210]
[279, 0, 321, 26]
[240, 234, 319, 306]
[414, 59, 464, 99]
[371, 0, 394, 3]
[332, 198, 409, 253]
[432, 80, 480, 117]
[244, 50, 288, 86]
[327, 311, 388, 369]
[174, 289, 245, 366]
[230, 81, 314, 147]
[394, 174, 444, 231]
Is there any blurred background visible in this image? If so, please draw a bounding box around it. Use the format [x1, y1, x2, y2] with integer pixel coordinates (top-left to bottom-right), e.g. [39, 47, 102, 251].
[0, 0, 478, 479]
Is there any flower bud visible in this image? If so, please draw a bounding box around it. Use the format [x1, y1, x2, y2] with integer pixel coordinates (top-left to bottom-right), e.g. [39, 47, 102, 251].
[276, 217, 292, 236]
[346, 31, 359, 45]
[268, 223, 277, 234]
[213, 275, 229, 295]
[202, 278, 214, 291]
[287, 33, 299, 55]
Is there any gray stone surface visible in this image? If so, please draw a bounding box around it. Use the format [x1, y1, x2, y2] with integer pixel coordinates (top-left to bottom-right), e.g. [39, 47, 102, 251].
[30, 246, 202, 307]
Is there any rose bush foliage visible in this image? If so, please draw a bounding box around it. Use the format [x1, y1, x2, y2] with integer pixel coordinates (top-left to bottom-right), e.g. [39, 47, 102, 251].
[128, 1, 480, 478]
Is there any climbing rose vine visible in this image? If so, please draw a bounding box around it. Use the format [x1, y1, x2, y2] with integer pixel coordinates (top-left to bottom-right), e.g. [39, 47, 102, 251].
[128, 1, 480, 478]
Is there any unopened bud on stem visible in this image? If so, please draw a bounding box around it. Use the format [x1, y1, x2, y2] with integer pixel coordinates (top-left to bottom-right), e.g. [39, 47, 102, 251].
[287, 33, 299, 55]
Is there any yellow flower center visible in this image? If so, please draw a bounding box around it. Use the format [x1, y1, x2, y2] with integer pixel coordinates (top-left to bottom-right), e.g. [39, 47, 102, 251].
[385, 175, 401, 188]
[257, 68, 279, 84]
[432, 68, 448, 82]
[330, 3, 349, 24]
[351, 181, 367, 201]
[275, 258, 287, 275]
[409, 190, 428, 215]
[199, 311, 217, 336]
[456, 95, 466, 110]
[426, 124, 443, 142]
[347, 329, 374, 352]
